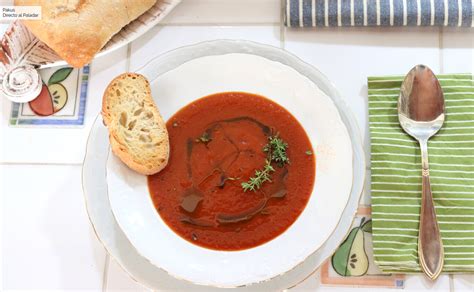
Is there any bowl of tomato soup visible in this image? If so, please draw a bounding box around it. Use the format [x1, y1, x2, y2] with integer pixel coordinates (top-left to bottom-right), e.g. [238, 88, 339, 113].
[106, 43, 354, 288]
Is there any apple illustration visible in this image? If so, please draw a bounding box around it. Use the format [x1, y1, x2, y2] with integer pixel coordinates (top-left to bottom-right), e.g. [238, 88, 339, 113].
[28, 67, 72, 116]
[29, 83, 54, 116]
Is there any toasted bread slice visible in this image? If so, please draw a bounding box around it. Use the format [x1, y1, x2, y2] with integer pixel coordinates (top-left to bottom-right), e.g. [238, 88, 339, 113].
[102, 73, 169, 175]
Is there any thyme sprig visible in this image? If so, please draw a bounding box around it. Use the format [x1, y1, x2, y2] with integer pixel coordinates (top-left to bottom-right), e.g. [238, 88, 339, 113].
[241, 161, 275, 192]
[241, 134, 289, 192]
[264, 135, 290, 167]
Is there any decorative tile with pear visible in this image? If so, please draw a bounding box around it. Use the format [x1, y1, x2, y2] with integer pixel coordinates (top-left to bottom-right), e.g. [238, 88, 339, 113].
[320, 206, 405, 288]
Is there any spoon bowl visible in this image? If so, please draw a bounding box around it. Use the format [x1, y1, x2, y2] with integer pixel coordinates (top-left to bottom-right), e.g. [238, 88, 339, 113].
[398, 64, 445, 280]
[399, 65, 445, 140]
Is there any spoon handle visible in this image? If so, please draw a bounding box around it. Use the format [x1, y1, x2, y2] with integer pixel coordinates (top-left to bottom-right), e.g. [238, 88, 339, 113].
[418, 140, 444, 280]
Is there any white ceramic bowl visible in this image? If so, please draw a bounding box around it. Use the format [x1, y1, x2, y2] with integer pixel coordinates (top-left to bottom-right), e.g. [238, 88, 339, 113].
[106, 40, 355, 288]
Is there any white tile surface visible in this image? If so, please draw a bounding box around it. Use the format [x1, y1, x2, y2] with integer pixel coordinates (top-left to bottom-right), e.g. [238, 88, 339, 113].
[453, 274, 474, 292]
[1, 164, 106, 290]
[105, 258, 151, 292]
[1, 46, 129, 164]
[402, 275, 453, 291]
[162, 0, 281, 24]
[0, 23, 7, 35]
[284, 27, 441, 167]
[1, 2, 473, 289]
[440, 28, 474, 74]
[290, 271, 451, 291]
[130, 25, 281, 71]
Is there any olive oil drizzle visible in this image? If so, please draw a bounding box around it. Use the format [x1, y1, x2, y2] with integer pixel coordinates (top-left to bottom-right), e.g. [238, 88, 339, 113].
[178, 116, 289, 228]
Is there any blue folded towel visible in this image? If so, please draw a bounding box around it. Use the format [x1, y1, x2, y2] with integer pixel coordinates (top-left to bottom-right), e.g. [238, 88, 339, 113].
[286, 0, 473, 27]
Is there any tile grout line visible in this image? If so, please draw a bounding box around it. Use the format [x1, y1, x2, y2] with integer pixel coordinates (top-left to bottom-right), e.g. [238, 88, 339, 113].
[439, 27, 444, 74]
[472, 34, 474, 75]
[0, 162, 82, 166]
[158, 22, 281, 27]
[102, 254, 110, 292]
[280, 0, 286, 49]
[449, 274, 455, 292]
[101, 42, 132, 292]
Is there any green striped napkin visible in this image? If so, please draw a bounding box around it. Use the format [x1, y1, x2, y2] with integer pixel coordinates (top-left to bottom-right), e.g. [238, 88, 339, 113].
[368, 74, 474, 273]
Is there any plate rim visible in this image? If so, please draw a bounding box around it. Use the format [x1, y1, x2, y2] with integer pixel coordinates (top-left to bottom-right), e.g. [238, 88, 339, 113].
[82, 39, 366, 290]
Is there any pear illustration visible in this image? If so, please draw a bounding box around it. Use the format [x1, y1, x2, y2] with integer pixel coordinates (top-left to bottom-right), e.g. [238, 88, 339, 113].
[331, 217, 372, 277]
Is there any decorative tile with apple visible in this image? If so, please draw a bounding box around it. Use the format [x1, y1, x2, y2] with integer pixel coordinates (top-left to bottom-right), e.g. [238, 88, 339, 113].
[9, 65, 89, 126]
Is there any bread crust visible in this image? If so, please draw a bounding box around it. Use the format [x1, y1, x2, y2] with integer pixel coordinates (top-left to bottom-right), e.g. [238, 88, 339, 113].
[102, 73, 169, 175]
[15, 0, 156, 67]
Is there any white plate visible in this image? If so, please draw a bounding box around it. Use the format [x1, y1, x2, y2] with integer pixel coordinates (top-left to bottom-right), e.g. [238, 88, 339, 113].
[83, 40, 365, 290]
[106, 41, 358, 287]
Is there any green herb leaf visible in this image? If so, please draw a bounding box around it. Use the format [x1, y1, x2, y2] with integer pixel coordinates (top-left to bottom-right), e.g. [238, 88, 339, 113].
[306, 150, 313, 155]
[48, 67, 73, 85]
[242, 160, 275, 192]
[265, 135, 290, 166]
[242, 134, 290, 192]
[195, 132, 212, 144]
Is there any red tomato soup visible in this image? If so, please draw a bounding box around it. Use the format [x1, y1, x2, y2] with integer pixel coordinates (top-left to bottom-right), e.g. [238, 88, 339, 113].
[148, 92, 315, 251]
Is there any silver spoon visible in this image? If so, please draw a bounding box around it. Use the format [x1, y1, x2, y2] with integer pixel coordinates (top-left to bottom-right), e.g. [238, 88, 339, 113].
[398, 65, 445, 280]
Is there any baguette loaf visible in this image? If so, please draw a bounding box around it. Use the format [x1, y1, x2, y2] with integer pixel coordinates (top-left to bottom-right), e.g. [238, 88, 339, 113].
[102, 73, 169, 175]
[15, 0, 156, 68]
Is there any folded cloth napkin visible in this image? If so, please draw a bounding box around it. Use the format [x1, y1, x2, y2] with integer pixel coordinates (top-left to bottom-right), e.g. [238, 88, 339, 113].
[286, 0, 473, 27]
[368, 74, 474, 273]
